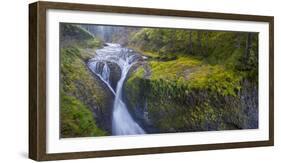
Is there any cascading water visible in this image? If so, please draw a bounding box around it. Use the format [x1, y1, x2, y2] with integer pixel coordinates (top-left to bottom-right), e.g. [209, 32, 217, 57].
[88, 43, 145, 135]
[101, 63, 110, 83]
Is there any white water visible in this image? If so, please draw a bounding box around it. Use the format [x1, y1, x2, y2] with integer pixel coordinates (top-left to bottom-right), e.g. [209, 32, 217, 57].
[88, 43, 145, 135]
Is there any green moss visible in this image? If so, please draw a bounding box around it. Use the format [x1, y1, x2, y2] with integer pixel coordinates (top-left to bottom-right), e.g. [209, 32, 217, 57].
[125, 56, 244, 132]
[125, 67, 146, 109]
[187, 65, 242, 96]
[125, 27, 258, 133]
[142, 51, 160, 58]
[140, 53, 241, 97]
[61, 46, 111, 108]
[125, 76, 244, 131]
[127, 46, 160, 59]
[134, 67, 145, 78]
[149, 56, 201, 80]
[60, 24, 111, 137]
[86, 38, 103, 49]
[61, 94, 107, 138]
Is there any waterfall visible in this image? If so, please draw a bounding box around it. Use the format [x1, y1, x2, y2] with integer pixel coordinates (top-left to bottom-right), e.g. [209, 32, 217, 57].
[99, 26, 105, 41]
[102, 63, 110, 83]
[88, 43, 145, 135]
[88, 62, 115, 95]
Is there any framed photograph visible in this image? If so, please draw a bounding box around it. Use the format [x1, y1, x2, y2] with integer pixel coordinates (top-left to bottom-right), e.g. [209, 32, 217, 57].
[29, 1, 274, 161]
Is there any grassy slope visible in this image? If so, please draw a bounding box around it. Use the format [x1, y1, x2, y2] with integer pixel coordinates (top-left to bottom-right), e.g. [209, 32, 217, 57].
[60, 24, 110, 138]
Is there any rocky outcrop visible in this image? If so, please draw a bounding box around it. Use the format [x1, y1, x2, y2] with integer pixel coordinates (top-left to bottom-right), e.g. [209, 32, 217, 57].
[107, 62, 121, 91]
[123, 65, 258, 133]
[61, 47, 116, 135]
[60, 24, 114, 137]
[89, 61, 121, 91]
[84, 68, 115, 133]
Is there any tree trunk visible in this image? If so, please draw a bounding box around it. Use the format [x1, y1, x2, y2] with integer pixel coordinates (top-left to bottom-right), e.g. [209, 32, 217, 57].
[244, 33, 253, 62]
[236, 33, 242, 48]
[189, 31, 193, 54]
[197, 31, 202, 55]
[205, 32, 209, 56]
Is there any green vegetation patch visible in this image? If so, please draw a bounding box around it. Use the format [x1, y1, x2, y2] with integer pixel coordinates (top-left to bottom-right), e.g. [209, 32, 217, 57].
[124, 27, 258, 133]
[60, 41, 109, 111]
[60, 46, 111, 137]
[125, 67, 146, 108]
[125, 66, 245, 132]
[149, 56, 201, 80]
[187, 65, 242, 96]
[60, 24, 111, 137]
[141, 51, 160, 58]
[61, 23, 93, 42]
[61, 94, 107, 138]
[61, 23, 103, 49]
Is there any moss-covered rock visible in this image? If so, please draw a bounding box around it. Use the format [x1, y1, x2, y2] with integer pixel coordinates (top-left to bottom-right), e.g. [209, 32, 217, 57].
[88, 61, 121, 91]
[60, 23, 114, 137]
[60, 46, 115, 137]
[61, 94, 107, 138]
[124, 55, 258, 133]
[107, 62, 122, 91]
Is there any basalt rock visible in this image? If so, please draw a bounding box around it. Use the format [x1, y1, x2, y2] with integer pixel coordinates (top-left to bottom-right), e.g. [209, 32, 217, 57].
[107, 62, 121, 91]
[124, 67, 258, 134]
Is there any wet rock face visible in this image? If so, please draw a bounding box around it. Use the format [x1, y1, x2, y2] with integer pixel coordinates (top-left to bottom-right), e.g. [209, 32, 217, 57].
[73, 67, 115, 134]
[239, 80, 258, 129]
[86, 84, 113, 133]
[92, 62, 105, 74]
[107, 62, 121, 91]
[89, 61, 121, 91]
[123, 63, 159, 133]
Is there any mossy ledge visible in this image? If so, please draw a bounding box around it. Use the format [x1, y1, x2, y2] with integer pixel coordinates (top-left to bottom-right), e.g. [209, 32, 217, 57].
[124, 54, 258, 133]
[60, 24, 113, 138]
[123, 28, 258, 133]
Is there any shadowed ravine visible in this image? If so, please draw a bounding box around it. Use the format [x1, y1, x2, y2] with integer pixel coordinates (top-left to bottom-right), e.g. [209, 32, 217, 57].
[88, 43, 145, 135]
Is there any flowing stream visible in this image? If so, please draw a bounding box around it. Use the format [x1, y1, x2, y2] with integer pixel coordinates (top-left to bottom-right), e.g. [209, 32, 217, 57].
[88, 43, 145, 135]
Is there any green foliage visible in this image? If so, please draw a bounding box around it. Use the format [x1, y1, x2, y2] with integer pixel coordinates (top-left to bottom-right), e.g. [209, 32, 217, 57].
[61, 23, 94, 41]
[206, 32, 240, 64]
[60, 23, 103, 49]
[61, 94, 107, 138]
[86, 38, 103, 49]
[130, 28, 258, 81]
[130, 28, 190, 54]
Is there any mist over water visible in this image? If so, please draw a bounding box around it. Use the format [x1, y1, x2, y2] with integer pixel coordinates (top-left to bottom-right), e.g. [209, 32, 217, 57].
[88, 43, 145, 135]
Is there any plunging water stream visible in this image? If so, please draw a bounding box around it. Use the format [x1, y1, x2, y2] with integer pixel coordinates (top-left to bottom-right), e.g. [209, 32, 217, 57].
[88, 43, 145, 135]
